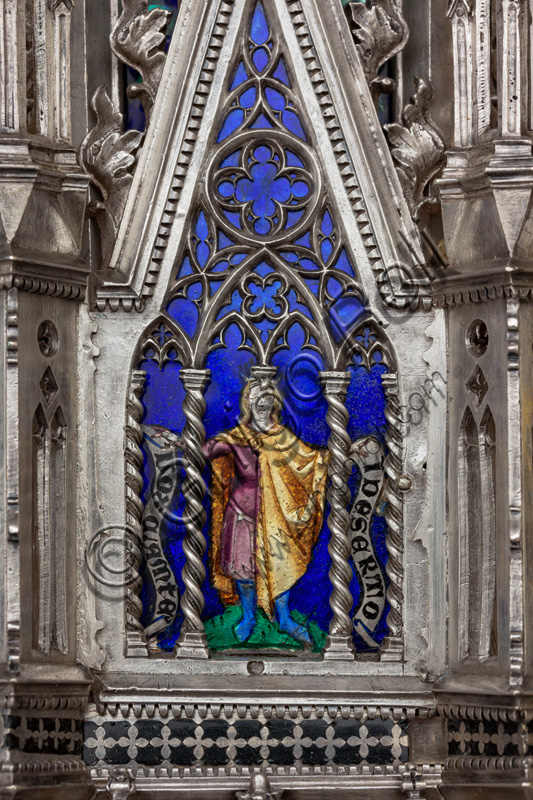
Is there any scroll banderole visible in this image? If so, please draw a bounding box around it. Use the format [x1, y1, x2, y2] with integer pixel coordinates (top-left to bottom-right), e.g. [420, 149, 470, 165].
[349, 454, 386, 642]
[142, 440, 181, 635]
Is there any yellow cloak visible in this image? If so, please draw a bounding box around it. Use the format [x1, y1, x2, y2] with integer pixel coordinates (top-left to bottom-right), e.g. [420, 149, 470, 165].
[209, 423, 330, 617]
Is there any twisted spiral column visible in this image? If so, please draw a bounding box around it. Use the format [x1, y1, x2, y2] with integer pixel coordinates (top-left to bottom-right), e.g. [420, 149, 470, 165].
[175, 368, 211, 659]
[320, 371, 356, 661]
[381, 373, 406, 661]
[125, 370, 149, 656]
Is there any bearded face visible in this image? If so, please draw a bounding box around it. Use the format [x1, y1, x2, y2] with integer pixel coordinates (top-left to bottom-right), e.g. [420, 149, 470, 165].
[249, 385, 276, 432]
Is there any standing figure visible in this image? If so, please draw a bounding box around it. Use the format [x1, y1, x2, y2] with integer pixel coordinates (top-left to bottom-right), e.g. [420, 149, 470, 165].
[207, 377, 330, 645]
[154, 376, 330, 645]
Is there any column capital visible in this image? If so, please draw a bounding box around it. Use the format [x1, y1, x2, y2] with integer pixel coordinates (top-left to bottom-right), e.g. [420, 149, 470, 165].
[179, 368, 211, 392]
[319, 371, 351, 397]
[130, 370, 146, 393]
[250, 365, 278, 382]
[381, 373, 399, 397]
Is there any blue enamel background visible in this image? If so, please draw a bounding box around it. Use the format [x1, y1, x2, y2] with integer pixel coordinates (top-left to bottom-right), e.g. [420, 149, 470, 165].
[138, 346, 391, 653]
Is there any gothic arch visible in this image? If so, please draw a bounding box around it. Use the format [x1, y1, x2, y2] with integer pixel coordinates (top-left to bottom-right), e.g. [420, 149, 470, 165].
[125, 293, 405, 661]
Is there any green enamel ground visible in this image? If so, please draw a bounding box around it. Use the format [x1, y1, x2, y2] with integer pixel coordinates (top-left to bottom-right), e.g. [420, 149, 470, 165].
[204, 605, 327, 653]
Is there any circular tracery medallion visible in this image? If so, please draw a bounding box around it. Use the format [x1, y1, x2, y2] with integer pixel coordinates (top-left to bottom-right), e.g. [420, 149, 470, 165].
[206, 131, 321, 245]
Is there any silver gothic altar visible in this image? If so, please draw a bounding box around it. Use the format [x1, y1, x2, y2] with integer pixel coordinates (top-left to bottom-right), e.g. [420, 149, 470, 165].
[0, 0, 532, 797]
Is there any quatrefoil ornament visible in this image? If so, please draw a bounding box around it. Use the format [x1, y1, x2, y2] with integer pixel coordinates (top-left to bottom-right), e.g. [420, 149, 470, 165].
[241, 271, 290, 322]
[208, 131, 321, 245]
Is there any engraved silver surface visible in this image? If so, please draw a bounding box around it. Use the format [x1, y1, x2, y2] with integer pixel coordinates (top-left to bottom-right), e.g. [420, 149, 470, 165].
[1, 0, 532, 797]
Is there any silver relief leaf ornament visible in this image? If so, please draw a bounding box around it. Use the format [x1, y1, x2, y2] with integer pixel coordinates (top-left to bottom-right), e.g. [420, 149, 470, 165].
[385, 76, 446, 222]
[111, 0, 172, 125]
[79, 86, 143, 269]
[347, 0, 408, 100]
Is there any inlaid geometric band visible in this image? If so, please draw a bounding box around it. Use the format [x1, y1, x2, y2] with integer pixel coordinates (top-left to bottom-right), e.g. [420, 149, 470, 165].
[84, 717, 408, 769]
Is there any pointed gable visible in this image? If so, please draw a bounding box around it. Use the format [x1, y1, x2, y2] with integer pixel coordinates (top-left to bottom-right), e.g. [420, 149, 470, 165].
[95, 0, 426, 313]
[158, 0, 364, 368]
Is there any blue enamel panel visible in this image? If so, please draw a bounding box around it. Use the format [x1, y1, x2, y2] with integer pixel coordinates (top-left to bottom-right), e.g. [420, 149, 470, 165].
[139, 349, 390, 653]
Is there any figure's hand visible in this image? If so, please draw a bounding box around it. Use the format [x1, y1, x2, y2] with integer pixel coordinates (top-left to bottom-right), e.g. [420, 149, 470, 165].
[150, 425, 185, 450]
[350, 435, 381, 460]
[172, 435, 186, 451]
[150, 425, 167, 439]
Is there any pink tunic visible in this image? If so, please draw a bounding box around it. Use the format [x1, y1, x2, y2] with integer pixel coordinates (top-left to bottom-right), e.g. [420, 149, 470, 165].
[203, 440, 259, 582]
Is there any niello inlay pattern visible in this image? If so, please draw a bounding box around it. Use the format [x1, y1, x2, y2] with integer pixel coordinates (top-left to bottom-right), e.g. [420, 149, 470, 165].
[447, 718, 529, 758]
[84, 716, 408, 770]
[1, 714, 83, 756]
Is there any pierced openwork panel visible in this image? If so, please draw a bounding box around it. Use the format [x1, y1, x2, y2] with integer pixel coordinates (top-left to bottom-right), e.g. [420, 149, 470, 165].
[151, 0, 367, 371]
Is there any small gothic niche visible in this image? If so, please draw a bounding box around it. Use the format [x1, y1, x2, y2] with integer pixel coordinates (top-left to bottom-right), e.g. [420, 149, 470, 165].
[37, 320, 59, 357]
[466, 366, 488, 407]
[31, 397, 69, 657]
[458, 404, 497, 661]
[32, 404, 49, 654]
[50, 406, 68, 654]
[479, 407, 497, 659]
